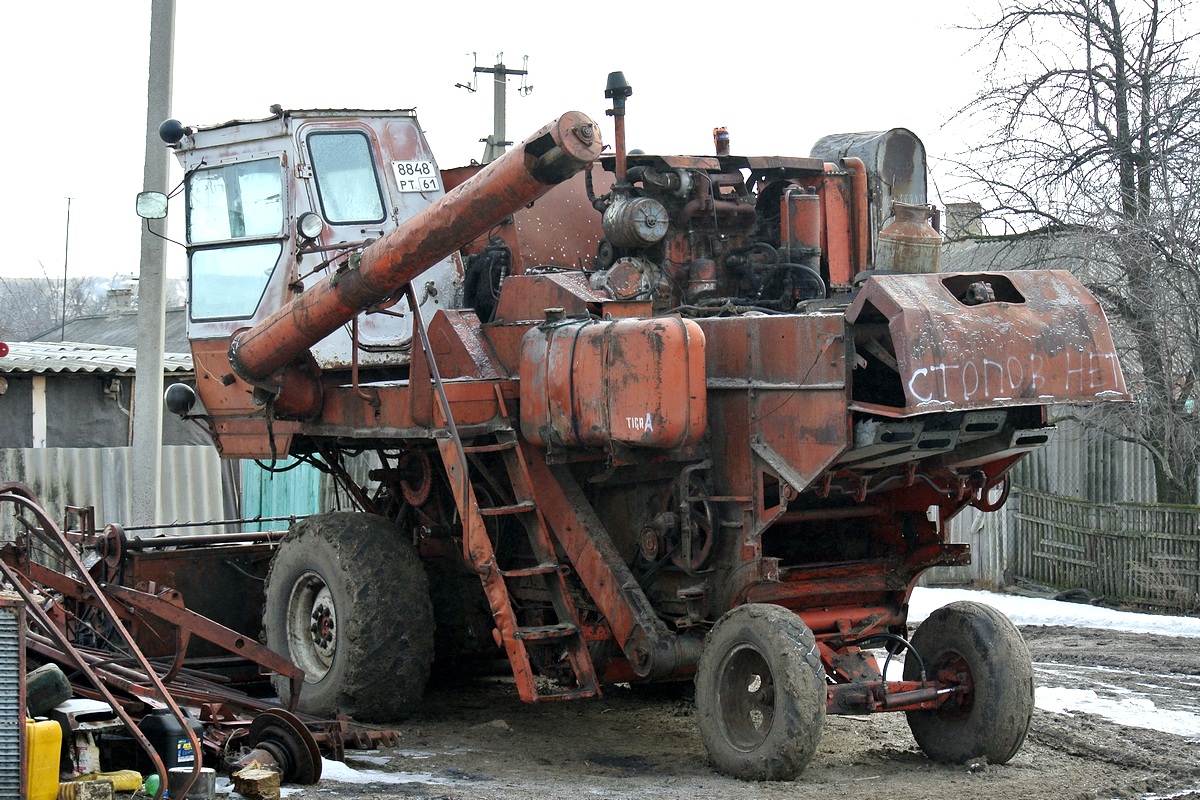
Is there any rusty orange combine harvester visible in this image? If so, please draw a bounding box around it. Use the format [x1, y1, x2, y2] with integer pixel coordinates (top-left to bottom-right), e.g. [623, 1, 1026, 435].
[135, 73, 1125, 779]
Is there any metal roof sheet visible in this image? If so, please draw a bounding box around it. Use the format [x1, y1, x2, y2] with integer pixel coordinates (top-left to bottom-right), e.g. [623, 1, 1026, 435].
[942, 229, 1090, 274]
[0, 342, 192, 375]
[31, 307, 190, 351]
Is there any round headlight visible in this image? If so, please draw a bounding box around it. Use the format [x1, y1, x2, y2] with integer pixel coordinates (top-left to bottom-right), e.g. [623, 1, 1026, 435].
[297, 212, 324, 241]
[164, 382, 197, 416]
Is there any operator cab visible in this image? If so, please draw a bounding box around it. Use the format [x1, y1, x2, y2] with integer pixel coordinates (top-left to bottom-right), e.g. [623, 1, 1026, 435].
[152, 108, 461, 371]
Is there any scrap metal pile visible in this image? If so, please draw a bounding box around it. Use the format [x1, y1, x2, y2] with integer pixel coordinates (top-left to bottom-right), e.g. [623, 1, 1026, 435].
[0, 480, 394, 798]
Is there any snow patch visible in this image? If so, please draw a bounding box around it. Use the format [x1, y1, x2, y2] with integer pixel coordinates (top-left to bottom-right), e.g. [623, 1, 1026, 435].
[1037, 687, 1200, 740]
[316, 756, 456, 785]
[910, 587, 1200, 638]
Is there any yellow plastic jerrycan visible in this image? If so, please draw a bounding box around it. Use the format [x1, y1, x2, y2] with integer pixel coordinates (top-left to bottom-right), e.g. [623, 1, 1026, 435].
[25, 718, 62, 800]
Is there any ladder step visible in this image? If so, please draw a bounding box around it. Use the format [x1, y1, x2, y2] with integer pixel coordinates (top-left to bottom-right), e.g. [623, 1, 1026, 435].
[461, 440, 518, 454]
[500, 562, 560, 578]
[478, 500, 536, 517]
[514, 622, 581, 642]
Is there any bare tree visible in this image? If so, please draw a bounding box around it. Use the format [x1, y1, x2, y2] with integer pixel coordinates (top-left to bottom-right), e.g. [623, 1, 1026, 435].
[954, 0, 1200, 502]
[0, 264, 110, 342]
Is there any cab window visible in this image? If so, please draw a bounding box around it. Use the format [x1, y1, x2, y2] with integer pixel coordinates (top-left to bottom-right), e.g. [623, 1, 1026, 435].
[188, 159, 283, 242]
[186, 158, 283, 320]
[308, 131, 385, 224]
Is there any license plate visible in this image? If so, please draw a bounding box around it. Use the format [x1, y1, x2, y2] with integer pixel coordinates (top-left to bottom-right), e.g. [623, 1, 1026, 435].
[392, 160, 441, 193]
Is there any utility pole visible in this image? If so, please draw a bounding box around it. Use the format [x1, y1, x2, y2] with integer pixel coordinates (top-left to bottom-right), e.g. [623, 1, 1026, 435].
[130, 0, 175, 526]
[61, 197, 72, 342]
[457, 54, 531, 164]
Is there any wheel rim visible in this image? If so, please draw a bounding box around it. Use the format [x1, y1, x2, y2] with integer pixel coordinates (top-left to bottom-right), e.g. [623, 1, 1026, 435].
[286, 570, 337, 682]
[715, 643, 777, 751]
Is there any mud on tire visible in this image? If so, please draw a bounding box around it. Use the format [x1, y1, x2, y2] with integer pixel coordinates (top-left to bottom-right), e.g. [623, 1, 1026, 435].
[264, 512, 434, 722]
[695, 603, 826, 781]
[903, 600, 1034, 764]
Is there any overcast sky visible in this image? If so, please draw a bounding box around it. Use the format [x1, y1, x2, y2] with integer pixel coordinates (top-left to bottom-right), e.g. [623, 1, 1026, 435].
[1, 0, 999, 282]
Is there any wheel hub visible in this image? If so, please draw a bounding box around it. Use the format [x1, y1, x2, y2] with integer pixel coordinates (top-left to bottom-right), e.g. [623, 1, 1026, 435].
[717, 644, 777, 751]
[286, 572, 337, 681]
[310, 599, 335, 649]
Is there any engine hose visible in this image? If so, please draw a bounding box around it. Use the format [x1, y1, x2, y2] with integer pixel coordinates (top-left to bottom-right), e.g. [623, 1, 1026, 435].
[780, 262, 827, 300]
[729, 241, 781, 264]
[585, 165, 610, 212]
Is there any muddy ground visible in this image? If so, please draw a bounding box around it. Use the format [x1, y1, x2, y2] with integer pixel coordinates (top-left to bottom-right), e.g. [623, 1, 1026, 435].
[279, 627, 1200, 800]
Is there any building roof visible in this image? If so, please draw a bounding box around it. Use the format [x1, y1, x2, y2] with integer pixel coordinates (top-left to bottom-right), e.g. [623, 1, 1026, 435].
[942, 227, 1092, 274]
[0, 342, 192, 376]
[31, 307, 189, 351]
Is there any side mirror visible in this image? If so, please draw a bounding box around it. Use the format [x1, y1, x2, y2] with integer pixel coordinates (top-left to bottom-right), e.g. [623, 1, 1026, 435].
[136, 191, 168, 220]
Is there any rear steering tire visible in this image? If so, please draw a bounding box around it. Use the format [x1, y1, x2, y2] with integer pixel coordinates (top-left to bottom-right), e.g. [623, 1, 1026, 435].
[695, 604, 826, 780]
[264, 512, 434, 722]
[903, 601, 1034, 764]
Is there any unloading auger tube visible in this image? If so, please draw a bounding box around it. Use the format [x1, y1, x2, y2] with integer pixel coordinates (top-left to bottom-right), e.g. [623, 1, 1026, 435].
[228, 111, 603, 386]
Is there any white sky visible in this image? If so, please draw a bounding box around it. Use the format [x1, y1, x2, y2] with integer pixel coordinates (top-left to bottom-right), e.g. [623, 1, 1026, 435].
[1, 0, 1000, 282]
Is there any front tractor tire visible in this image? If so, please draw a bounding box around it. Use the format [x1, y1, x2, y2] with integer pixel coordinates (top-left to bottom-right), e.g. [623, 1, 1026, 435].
[695, 604, 826, 781]
[264, 512, 434, 722]
[903, 601, 1034, 765]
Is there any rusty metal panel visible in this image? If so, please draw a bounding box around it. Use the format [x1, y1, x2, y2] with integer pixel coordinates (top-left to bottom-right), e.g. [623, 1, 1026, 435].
[492, 273, 632, 324]
[122, 544, 274, 658]
[520, 316, 706, 449]
[507, 167, 610, 271]
[846, 271, 1129, 413]
[427, 310, 508, 380]
[698, 314, 852, 495]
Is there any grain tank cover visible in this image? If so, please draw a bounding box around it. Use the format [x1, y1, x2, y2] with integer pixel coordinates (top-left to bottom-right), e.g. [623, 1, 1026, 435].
[846, 270, 1130, 413]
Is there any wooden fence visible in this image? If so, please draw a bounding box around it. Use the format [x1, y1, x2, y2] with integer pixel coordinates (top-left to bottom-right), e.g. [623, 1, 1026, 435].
[1013, 490, 1200, 613]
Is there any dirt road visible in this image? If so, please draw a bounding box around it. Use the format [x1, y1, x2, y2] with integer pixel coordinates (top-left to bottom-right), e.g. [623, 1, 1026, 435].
[279, 627, 1200, 800]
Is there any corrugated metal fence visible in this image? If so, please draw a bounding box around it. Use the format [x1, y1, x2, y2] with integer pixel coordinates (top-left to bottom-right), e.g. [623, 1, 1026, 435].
[1013, 414, 1158, 503]
[0, 446, 228, 536]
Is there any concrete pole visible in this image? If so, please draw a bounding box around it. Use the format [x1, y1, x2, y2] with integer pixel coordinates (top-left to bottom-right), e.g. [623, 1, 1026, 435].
[476, 59, 528, 164]
[130, 0, 175, 526]
[492, 63, 506, 160]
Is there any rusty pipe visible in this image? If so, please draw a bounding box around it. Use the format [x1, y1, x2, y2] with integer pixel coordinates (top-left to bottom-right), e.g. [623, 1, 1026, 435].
[229, 111, 603, 386]
[612, 110, 628, 183]
[844, 157, 869, 274]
